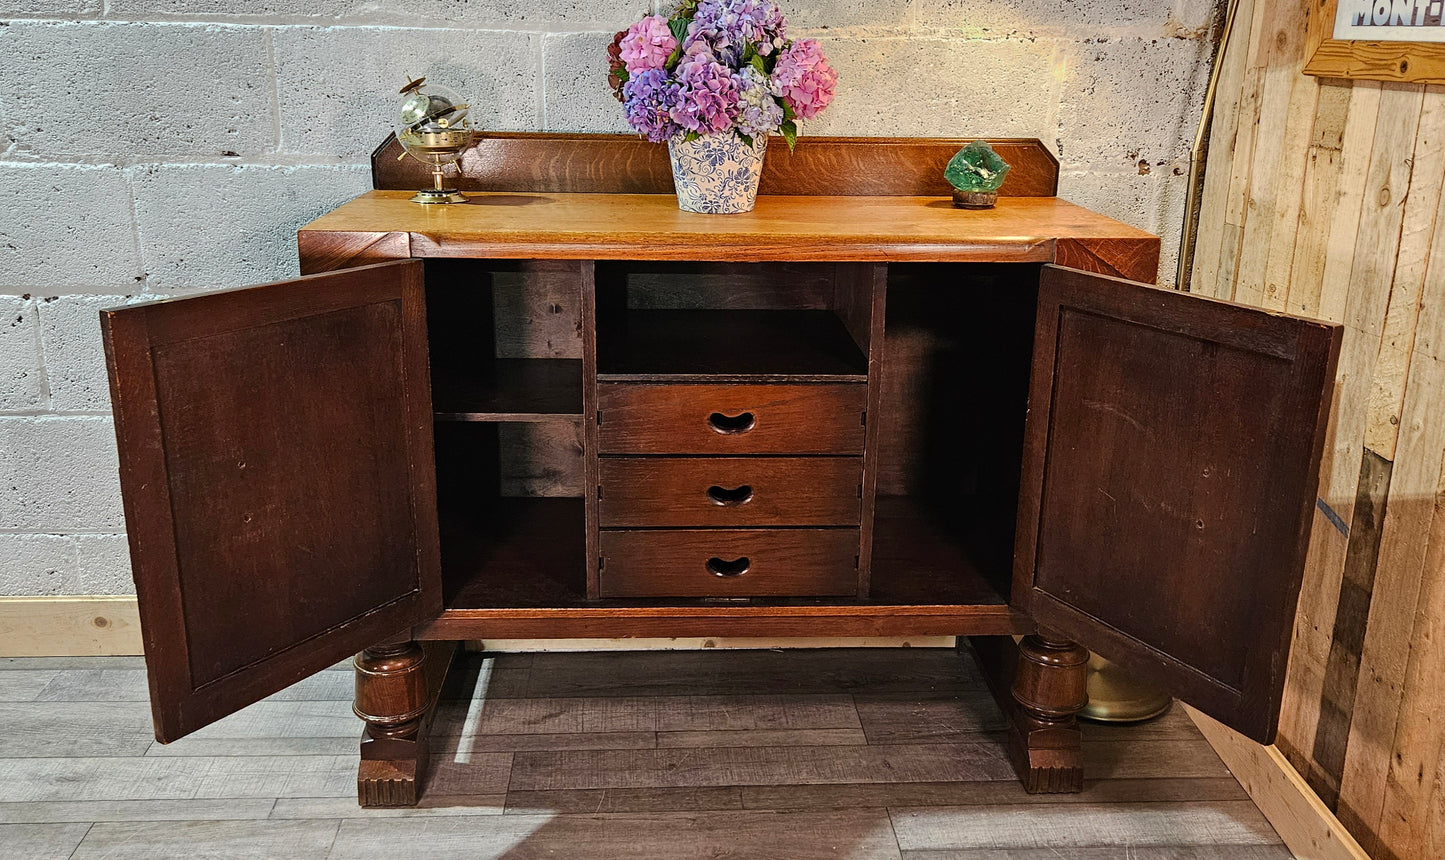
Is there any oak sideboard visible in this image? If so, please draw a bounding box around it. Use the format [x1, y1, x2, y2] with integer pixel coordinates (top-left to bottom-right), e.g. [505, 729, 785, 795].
[101, 134, 1340, 806]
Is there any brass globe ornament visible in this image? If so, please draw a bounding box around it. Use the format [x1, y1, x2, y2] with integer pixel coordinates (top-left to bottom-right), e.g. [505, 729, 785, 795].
[395, 77, 475, 204]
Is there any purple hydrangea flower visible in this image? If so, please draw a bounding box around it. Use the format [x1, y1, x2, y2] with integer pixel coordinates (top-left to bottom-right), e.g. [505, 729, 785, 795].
[733, 66, 783, 139]
[622, 68, 684, 142]
[685, 0, 786, 66]
[671, 45, 740, 135]
[619, 15, 677, 74]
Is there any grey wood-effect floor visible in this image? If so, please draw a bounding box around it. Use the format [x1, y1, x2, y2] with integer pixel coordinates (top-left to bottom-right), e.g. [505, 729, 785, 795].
[0, 648, 1293, 859]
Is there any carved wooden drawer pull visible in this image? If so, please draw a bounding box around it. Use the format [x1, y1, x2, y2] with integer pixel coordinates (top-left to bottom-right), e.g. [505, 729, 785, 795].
[707, 411, 756, 434]
[706, 484, 754, 506]
[706, 556, 751, 577]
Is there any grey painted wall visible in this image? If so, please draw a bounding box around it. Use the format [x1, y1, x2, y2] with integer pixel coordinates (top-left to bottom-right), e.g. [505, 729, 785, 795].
[0, 0, 1218, 595]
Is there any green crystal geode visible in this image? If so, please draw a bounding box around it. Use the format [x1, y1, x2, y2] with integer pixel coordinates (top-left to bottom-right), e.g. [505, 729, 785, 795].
[944, 140, 1011, 193]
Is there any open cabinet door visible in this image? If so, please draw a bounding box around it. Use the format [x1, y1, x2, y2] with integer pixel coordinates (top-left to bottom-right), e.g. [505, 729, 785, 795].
[1015, 265, 1341, 742]
[102, 260, 441, 743]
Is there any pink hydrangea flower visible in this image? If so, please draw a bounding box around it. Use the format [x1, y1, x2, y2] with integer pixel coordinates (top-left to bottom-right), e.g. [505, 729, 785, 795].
[619, 15, 677, 74]
[772, 38, 836, 120]
[671, 44, 741, 135]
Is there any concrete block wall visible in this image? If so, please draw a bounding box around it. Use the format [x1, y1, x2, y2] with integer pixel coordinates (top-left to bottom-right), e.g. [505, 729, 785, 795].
[0, 0, 1220, 596]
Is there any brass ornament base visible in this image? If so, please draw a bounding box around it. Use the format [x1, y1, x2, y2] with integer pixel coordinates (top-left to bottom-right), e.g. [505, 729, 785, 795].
[410, 188, 468, 204]
[952, 189, 999, 209]
[1079, 653, 1173, 723]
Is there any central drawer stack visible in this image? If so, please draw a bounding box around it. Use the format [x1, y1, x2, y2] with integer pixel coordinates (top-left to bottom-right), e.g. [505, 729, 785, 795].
[590, 260, 884, 601]
[596, 382, 867, 598]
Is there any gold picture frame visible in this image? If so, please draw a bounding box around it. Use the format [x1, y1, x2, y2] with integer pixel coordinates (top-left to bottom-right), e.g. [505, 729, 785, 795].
[1305, 0, 1445, 83]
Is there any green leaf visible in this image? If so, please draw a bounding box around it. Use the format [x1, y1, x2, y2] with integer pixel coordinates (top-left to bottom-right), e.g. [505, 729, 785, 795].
[669, 16, 690, 45]
[665, 16, 691, 68]
[738, 132, 754, 147]
[684, 130, 701, 142]
[780, 99, 795, 122]
[780, 120, 798, 152]
[615, 67, 630, 84]
[749, 54, 766, 75]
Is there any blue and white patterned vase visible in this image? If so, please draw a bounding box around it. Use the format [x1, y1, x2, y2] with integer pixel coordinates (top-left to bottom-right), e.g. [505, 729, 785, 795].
[667, 132, 767, 214]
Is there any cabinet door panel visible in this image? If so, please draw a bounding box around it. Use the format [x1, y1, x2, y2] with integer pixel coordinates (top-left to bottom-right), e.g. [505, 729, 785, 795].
[1015, 265, 1340, 742]
[102, 260, 440, 742]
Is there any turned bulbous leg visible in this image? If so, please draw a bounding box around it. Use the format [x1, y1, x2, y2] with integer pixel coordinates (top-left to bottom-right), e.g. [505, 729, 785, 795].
[354, 638, 434, 808]
[1008, 630, 1089, 793]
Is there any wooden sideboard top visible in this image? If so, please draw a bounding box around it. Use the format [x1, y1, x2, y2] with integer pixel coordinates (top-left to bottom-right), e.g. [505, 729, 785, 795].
[299, 191, 1161, 280]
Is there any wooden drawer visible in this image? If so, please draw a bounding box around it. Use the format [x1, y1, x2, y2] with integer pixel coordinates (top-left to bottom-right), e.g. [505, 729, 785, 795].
[597, 383, 866, 454]
[599, 529, 860, 598]
[599, 457, 862, 527]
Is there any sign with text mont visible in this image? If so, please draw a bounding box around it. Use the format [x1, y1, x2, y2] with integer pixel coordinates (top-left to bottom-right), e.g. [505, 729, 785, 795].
[1336, 0, 1445, 41]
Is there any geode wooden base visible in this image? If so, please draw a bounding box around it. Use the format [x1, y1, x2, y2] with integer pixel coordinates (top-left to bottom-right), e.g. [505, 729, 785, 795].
[951, 189, 999, 209]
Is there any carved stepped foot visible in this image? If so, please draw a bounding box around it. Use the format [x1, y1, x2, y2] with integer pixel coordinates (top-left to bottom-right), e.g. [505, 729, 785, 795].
[968, 632, 1089, 794]
[354, 638, 455, 807]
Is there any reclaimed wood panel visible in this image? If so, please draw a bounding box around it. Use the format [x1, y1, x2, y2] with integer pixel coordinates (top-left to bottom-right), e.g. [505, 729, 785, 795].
[1190, 0, 1445, 855]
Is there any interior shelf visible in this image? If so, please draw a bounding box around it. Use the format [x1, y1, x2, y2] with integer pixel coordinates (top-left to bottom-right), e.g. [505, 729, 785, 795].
[597, 309, 868, 382]
[433, 359, 583, 422]
[868, 495, 1011, 607]
[441, 497, 588, 608]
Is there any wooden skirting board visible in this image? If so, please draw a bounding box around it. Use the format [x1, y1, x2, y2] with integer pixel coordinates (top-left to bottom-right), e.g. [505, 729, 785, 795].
[1187, 706, 1370, 860]
[0, 596, 145, 657]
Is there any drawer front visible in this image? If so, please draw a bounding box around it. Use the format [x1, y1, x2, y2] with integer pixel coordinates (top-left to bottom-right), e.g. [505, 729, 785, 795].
[597, 383, 866, 454]
[599, 529, 859, 598]
[599, 457, 862, 528]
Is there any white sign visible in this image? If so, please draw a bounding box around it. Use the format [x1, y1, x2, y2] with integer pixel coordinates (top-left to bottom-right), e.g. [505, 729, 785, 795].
[1336, 0, 1445, 41]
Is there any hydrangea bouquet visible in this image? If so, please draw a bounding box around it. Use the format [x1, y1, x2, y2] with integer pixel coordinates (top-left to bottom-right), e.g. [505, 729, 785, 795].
[607, 0, 837, 212]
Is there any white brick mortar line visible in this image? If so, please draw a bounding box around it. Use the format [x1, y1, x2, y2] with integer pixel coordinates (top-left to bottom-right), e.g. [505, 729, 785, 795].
[3, 15, 635, 32]
[0, 287, 140, 296]
[0, 529, 124, 535]
[535, 33, 547, 130]
[264, 28, 282, 156]
[0, 155, 369, 168]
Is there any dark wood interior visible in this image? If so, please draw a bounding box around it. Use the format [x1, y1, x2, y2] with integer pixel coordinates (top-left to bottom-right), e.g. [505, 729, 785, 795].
[424, 256, 1044, 625]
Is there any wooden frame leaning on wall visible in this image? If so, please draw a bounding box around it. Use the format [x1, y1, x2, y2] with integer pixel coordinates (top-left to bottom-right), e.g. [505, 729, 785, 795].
[1305, 0, 1445, 83]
